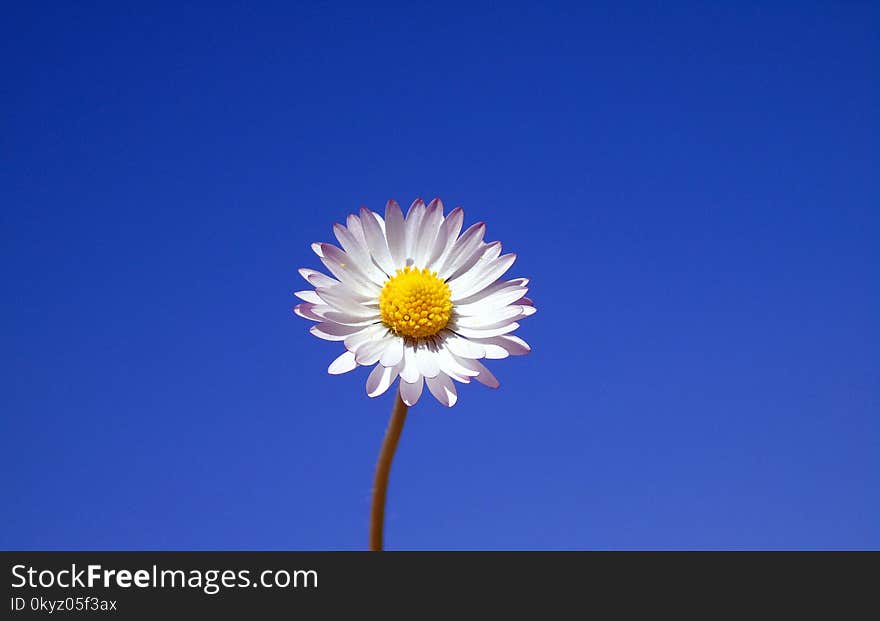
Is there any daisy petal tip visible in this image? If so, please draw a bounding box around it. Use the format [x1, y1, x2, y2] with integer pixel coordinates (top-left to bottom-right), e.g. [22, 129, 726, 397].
[327, 351, 357, 375]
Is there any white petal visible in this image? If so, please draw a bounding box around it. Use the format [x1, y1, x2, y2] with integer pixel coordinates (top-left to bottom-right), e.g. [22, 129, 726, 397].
[425, 373, 458, 407]
[455, 277, 529, 306]
[310, 322, 364, 341]
[426, 206, 464, 270]
[399, 342, 420, 383]
[437, 345, 479, 381]
[438, 222, 486, 280]
[328, 350, 358, 375]
[413, 198, 443, 266]
[358, 207, 395, 275]
[471, 334, 531, 356]
[477, 341, 509, 359]
[384, 199, 407, 269]
[439, 329, 485, 359]
[404, 199, 426, 262]
[415, 343, 441, 378]
[453, 305, 523, 328]
[459, 309, 529, 329]
[355, 334, 393, 365]
[449, 252, 516, 300]
[450, 322, 520, 339]
[366, 363, 400, 397]
[294, 290, 323, 304]
[343, 323, 385, 352]
[379, 335, 405, 367]
[454, 287, 528, 316]
[519, 304, 537, 316]
[399, 375, 424, 406]
[454, 356, 500, 389]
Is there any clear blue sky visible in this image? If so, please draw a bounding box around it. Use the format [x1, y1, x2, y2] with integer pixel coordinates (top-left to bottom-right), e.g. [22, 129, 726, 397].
[1, 1, 877, 550]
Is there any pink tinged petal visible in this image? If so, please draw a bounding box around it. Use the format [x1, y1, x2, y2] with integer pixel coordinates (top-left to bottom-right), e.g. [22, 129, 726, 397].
[404, 199, 426, 261]
[399, 342, 420, 383]
[355, 334, 393, 365]
[510, 296, 537, 314]
[454, 287, 529, 316]
[471, 360, 500, 389]
[318, 243, 381, 296]
[449, 239, 495, 274]
[440, 329, 485, 359]
[455, 356, 500, 389]
[426, 206, 464, 270]
[383, 199, 408, 269]
[298, 268, 339, 289]
[413, 198, 444, 266]
[438, 222, 487, 280]
[450, 322, 520, 339]
[359, 208, 395, 275]
[366, 363, 400, 398]
[311, 242, 324, 257]
[315, 286, 377, 316]
[379, 335, 405, 367]
[307, 304, 359, 322]
[425, 373, 458, 407]
[320, 310, 380, 326]
[310, 322, 365, 341]
[293, 303, 323, 322]
[332, 224, 387, 285]
[294, 290, 323, 304]
[449, 252, 517, 300]
[414, 343, 441, 378]
[453, 305, 523, 329]
[346, 214, 368, 248]
[370, 209, 386, 233]
[399, 375, 424, 406]
[482, 242, 502, 261]
[332, 223, 370, 264]
[328, 350, 358, 375]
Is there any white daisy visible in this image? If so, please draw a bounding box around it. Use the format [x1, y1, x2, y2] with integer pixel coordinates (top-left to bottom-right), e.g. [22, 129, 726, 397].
[294, 198, 535, 407]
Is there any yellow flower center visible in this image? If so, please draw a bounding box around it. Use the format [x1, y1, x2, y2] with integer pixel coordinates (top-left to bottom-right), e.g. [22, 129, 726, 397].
[379, 267, 453, 339]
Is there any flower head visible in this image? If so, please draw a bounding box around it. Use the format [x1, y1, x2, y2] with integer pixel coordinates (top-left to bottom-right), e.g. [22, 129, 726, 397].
[294, 198, 534, 407]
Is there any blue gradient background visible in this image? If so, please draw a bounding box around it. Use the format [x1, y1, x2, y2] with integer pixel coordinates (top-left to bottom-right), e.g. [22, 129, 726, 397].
[2, 2, 877, 550]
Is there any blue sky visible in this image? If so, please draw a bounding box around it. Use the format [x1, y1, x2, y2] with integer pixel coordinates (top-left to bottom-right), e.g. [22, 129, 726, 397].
[1, 1, 877, 550]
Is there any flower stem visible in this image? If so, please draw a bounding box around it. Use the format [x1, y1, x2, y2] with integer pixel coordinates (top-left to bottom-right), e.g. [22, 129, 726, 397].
[369, 391, 409, 551]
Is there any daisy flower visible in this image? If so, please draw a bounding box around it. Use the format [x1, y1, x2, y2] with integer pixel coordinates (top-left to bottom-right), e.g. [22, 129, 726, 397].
[294, 198, 534, 407]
